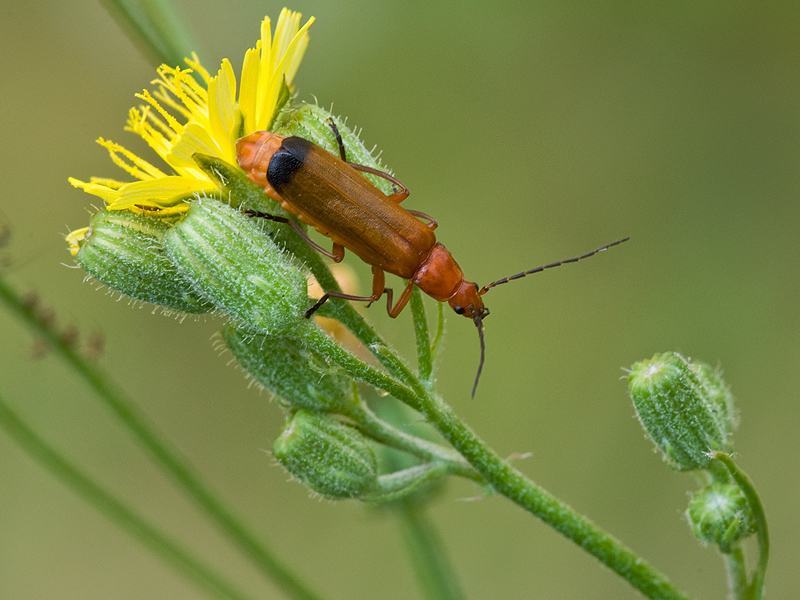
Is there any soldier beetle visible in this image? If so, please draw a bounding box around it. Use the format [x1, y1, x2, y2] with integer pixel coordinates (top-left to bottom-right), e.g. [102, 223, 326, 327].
[236, 122, 628, 395]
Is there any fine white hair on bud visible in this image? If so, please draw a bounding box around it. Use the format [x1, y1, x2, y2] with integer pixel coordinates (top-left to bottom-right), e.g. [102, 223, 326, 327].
[627, 352, 735, 471]
[165, 197, 308, 337]
[273, 409, 378, 499]
[687, 482, 755, 553]
[223, 326, 353, 413]
[75, 210, 214, 313]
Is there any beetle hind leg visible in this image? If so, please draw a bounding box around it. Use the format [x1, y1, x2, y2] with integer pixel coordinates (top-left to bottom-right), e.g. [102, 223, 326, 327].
[304, 266, 387, 318]
[303, 267, 414, 319]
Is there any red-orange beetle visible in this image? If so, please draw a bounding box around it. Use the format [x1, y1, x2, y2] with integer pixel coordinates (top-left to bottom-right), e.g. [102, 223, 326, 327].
[236, 123, 627, 394]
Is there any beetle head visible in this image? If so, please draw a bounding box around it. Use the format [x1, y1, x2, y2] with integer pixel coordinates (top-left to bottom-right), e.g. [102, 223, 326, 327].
[448, 280, 489, 322]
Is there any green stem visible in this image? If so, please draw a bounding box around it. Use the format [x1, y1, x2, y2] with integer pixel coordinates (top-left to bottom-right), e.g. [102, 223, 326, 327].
[430, 301, 445, 363]
[411, 287, 434, 385]
[724, 545, 748, 600]
[411, 397, 692, 600]
[710, 452, 769, 600]
[0, 276, 323, 600]
[0, 396, 254, 600]
[395, 499, 466, 600]
[364, 463, 450, 502]
[346, 401, 481, 482]
[140, 0, 201, 64]
[100, 0, 201, 68]
[301, 321, 417, 403]
[307, 306, 693, 600]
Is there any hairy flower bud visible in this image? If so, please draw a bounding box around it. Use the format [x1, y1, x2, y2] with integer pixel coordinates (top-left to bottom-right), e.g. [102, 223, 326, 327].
[273, 409, 378, 499]
[74, 211, 213, 313]
[687, 482, 755, 553]
[165, 197, 308, 336]
[223, 326, 352, 413]
[628, 352, 735, 471]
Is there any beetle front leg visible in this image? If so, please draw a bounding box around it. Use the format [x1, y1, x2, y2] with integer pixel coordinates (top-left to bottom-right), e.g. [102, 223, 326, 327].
[386, 280, 415, 318]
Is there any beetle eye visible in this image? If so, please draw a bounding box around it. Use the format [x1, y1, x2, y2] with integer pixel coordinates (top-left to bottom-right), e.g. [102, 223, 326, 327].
[454, 306, 465, 315]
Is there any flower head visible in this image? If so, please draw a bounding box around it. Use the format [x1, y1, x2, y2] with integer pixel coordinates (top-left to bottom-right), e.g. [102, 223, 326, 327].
[68, 8, 313, 239]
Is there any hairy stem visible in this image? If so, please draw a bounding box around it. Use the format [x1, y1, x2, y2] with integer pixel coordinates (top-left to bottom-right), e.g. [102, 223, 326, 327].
[309, 300, 693, 600]
[0, 395, 253, 600]
[0, 276, 323, 600]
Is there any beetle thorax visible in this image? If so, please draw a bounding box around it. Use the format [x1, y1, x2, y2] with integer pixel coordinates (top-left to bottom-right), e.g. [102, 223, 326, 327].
[412, 243, 485, 318]
[236, 132, 286, 189]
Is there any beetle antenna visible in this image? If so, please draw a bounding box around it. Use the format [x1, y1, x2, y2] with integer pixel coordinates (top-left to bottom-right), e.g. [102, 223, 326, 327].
[479, 237, 630, 295]
[472, 310, 487, 398]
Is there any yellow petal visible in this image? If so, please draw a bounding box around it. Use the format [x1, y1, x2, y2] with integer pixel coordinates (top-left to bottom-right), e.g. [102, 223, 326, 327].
[207, 59, 241, 159]
[66, 227, 90, 256]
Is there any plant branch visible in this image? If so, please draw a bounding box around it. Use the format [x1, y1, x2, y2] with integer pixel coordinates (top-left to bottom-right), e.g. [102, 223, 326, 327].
[395, 498, 466, 600]
[0, 275, 324, 600]
[100, 0, 201, 68]
[710, 452, 769, 600]
[0, 395, 254, 600]
[310, 297, 694, 600]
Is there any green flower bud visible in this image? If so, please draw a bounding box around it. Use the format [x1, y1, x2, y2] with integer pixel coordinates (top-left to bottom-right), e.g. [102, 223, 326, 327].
[687, 482, 755, 553]
[191, 153, 308, 260]
[164, 197, 308, 336]
[273, 409, 378, 499]
[223, 326, 352, 413]
[75, 210, 213, 313]
[628, 352, 735, 471]
[273, 103, 394, 195]
[691, 362, 737, 444]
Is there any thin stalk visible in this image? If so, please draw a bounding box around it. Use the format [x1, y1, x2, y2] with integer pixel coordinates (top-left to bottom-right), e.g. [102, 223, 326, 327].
[411, 397, 693, 600]
[364, 463, 451, 502]
[710, 452, 769, 600]
[724, 545, 748, 600]
[411, 287, 434, 385]
[346, 401, 481, 482]
[0, 276, 323, 600]
[0, 396, 254, 600]
[431, 301, 445, 362]
[140, 0, 201, 64]
[307, 305, 693, 600]
[100, 0, 201, 68]
[395, 499, 466, 600]
[301, 321, 416, 403]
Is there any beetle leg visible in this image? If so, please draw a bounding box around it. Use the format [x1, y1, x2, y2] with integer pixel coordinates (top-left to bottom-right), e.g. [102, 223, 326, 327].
[331, 243, 345, 262]
[303, 266, 386, 318]
[386, 280, 415, 318]
[326, 117, 410, 203]
[245, 210, 344, 261]
[347, 162, 411, 204]
[405, 210, 438, 230]
[364, 266, 386, 308]
[327, 118, 348, 161]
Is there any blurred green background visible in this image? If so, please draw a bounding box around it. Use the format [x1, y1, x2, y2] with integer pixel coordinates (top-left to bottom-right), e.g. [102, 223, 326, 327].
[1, 1, 798, 598]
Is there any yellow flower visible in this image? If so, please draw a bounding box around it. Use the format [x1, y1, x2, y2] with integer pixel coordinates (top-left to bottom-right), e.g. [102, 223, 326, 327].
[67, 8, 313, 253]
